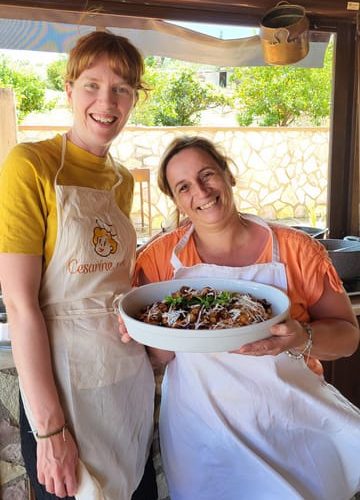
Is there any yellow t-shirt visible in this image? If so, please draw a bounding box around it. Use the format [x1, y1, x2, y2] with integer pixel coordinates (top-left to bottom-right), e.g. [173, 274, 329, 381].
[0, 134, 134, 268]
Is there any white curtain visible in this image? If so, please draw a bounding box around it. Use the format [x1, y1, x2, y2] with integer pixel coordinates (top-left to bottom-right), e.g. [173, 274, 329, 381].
[0, 15, 328, 67]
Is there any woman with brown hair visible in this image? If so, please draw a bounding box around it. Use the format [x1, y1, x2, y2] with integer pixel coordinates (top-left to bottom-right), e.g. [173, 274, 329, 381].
[123, 135, 360, 500]
[0, 31, 156, 499]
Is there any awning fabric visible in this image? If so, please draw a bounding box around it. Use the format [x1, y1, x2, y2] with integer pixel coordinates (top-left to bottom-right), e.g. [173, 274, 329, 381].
[0, 16, 329, 67]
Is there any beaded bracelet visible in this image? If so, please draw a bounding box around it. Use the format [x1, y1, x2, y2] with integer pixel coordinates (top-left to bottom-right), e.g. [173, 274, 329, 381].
[286, 322, 313, 360]
[36, 423, 67, 441]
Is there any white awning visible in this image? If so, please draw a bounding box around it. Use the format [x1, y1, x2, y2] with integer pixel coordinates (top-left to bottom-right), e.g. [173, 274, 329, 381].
[0, 16, 329, 67]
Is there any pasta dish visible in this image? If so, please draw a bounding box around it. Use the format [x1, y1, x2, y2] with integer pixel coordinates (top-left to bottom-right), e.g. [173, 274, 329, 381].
[136, 286, 272, 330]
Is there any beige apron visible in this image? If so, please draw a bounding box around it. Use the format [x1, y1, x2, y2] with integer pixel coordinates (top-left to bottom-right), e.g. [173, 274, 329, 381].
[20, 135, 155, 500]
[160, 217, 360, 500]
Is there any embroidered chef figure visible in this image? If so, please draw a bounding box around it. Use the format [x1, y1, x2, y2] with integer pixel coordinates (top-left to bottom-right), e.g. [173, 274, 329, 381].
[93, 218, 118, 257]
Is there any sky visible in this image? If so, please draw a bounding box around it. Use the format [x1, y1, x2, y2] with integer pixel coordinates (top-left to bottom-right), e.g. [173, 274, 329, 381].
[0, 48, 63, 64]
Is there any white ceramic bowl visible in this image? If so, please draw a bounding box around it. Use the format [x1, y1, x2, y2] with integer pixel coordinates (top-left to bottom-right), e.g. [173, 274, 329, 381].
[118, 278, 290, 353]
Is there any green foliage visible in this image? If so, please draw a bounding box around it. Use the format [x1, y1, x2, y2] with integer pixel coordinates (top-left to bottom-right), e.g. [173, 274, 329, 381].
[131, 67, 228, 126]
[0, 56, 52, 122]
[131, 67, 168, 126]
[144, 55, 161, 68]
[230, 43, 333, 126]
[46, 57, 67, 91]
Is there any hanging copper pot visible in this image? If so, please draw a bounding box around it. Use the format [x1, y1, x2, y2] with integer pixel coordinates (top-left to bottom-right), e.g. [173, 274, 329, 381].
[260, 1, 310, 65]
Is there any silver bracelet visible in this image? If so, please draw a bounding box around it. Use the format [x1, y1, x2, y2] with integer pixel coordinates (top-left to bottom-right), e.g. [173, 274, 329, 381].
[286, 322, 313, 360]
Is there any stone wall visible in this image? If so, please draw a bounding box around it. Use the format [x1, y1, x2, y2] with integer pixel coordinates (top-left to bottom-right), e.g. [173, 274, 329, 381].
[0, 354, 29, 499]
[18, 126, 330, 233]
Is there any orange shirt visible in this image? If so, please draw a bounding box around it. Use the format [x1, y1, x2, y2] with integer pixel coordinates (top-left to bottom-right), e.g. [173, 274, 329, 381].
[135, 222, 343, 322]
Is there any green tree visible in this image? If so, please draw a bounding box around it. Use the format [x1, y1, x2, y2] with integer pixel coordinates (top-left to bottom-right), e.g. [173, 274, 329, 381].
[47, 57, 67, 91]
[131, 67, 228, 126]
[131, 66, 168, 126]
[0, 56, 52, 122]
[230, 43, 333, 126]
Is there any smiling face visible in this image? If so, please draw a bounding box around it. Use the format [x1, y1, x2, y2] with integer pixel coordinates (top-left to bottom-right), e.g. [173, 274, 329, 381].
[66, 54, 135, 156]
[166, 147, 237, 228]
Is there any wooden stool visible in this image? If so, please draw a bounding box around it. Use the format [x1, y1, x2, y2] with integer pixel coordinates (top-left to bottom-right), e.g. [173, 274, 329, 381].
[130, 168, 152, 237]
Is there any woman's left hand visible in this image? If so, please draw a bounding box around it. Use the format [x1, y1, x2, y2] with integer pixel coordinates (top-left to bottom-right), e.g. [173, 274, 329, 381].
[232, 319, 308, 356]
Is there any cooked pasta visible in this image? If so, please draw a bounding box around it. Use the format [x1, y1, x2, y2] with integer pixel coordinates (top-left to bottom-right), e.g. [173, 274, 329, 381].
[137, 286, 272, 329]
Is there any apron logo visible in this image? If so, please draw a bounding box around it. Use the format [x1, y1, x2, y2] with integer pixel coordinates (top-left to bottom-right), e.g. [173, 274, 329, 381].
[93, 218, 118, 257]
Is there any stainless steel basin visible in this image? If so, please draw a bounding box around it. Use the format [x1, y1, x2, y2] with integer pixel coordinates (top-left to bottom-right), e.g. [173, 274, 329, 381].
[319, 239, 360, 280]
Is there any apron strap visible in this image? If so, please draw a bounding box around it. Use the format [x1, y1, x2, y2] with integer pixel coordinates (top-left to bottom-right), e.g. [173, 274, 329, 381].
[241, 213, 280, 263]
[171, 224, 195, 270]
[54, 135, 123, 191]
[108, 153, 123, 191]
[53, 134, 67, 187]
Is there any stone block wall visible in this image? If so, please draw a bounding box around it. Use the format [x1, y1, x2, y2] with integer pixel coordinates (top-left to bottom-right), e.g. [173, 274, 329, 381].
[0, 360, 29, 499]
[18, 126, 330, 233]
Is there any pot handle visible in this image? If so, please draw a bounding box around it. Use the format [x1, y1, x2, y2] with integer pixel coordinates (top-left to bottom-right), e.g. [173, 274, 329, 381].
[344, 235, 360, 242]
[312, 228, 328, 238]
[273, 28, 290, 44]
[275, 1, 306, 12]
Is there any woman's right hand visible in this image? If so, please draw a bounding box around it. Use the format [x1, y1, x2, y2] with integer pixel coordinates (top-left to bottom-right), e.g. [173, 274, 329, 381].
[0, 254, 79, 497]
[118, 314, 133, 343]
[118, 313, 175, 366]
[37, 428, 79, 498]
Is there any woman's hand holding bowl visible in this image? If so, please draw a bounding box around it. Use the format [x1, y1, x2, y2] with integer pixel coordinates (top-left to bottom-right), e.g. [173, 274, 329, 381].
[233, 319, 308, 357]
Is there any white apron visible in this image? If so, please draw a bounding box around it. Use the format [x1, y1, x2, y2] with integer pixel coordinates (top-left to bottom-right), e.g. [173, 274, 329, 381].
[159, 217, 360, 500]
[20, 135, 155, 500]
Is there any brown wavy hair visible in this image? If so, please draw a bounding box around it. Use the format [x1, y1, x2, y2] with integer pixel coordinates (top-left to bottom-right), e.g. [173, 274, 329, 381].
[158, 136, 236, 198]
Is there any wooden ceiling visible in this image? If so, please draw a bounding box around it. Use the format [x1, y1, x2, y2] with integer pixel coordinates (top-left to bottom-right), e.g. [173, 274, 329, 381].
[0, 0, 357, 29]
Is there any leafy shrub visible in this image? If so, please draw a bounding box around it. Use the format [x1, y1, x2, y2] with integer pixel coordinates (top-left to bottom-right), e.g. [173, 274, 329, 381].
[0, 56, 54, 122]
[131, 67, 228, 126]
[47, 57, 67, 91]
